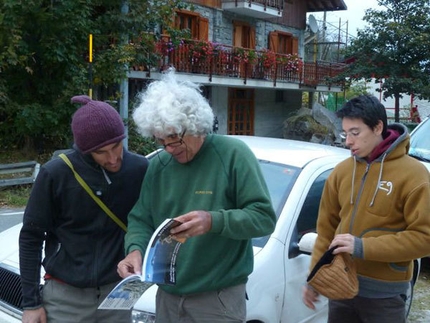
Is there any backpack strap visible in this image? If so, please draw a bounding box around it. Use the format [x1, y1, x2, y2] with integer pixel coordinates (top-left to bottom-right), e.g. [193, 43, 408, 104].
[58, 153, 127, 232]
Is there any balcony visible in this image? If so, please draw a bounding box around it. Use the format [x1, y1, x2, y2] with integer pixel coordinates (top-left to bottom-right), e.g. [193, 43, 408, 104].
[129, 39, 346, 91]
[221, 0, 282, 19]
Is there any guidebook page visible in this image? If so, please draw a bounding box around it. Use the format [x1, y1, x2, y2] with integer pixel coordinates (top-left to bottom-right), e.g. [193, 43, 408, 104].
[99, 218, 186, 310]
[142, 218, 185, 285]
[98, 275, 153, 310]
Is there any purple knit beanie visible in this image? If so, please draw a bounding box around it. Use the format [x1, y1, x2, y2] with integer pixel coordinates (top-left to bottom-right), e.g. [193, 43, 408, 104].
[71, 95, 126, 154]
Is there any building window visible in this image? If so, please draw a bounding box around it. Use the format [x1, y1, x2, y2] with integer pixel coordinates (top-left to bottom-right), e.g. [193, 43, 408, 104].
[174, 10, 209, 40]
[233, 21, 256, 49]
[269, 31, 298, 54]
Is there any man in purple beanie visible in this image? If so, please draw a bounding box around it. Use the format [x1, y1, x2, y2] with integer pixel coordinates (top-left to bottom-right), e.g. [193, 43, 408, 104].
[19, 95, 149, 323]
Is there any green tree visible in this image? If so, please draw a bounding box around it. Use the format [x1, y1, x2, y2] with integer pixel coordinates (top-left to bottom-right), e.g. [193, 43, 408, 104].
[340, 0, 430, 122]
[345, 80, 371, 100]
[0, 0, 187, 152]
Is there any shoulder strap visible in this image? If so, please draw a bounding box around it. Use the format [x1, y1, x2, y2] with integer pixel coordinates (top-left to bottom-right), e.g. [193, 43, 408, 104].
[58, 153, 127, 232]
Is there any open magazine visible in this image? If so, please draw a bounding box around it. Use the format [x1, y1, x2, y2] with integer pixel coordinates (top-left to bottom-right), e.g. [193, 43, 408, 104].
[98, 218, 186, 310]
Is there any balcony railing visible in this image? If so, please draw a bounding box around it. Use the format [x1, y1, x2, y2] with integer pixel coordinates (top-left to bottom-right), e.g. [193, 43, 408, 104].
[222, 0, 284, 18]
[247, 0, 283, 11]
[222, 0, 283, 14]
[131, 39, 346, 88]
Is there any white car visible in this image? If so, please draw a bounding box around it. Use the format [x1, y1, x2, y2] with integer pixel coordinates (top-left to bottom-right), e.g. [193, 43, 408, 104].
[0, 136, 420, 323]
[409, 115, 430, 172]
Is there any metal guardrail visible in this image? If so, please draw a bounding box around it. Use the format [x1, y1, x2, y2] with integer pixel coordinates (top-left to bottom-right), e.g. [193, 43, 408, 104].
[0, 161, 40, 188]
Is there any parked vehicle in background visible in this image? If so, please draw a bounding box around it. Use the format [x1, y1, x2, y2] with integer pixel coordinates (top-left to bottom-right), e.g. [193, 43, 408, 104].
[409, 115, 430, 172]
[0, 136, 421, 323]
[409, 115, 430, 266]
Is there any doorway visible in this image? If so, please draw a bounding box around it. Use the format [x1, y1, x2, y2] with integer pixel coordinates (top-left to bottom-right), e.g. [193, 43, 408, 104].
[228, 88, 255, 135]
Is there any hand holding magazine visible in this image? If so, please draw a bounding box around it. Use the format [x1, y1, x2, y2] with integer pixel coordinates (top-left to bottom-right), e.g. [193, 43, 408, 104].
[99, 219, 186, 310]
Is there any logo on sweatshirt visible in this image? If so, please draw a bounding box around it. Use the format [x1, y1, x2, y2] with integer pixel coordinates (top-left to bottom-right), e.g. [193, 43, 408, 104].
[378, 181, 393, 195]
[195, 190, 213, 195]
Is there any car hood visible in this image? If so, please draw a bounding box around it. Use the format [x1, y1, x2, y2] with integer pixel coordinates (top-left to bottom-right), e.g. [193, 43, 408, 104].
[0, 223, 22, 270]
[132, 245, 263, 314]
[419, 161, 430, 172]
[0, 224, 265, 316]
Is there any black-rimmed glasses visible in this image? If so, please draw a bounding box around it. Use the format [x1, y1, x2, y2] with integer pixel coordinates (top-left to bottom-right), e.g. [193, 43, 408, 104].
[155, 129, 187, 149]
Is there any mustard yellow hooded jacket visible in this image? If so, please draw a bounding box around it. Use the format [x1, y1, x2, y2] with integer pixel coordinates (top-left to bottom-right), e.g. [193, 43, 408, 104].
[311, 123, 430, 298]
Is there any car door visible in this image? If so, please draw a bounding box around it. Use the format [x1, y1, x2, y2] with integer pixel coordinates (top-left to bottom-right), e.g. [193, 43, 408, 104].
[280, 166, 333, 323]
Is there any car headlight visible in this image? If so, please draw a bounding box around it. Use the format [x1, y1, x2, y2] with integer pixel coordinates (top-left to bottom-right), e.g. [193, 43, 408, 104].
[131, 309, 156, 323]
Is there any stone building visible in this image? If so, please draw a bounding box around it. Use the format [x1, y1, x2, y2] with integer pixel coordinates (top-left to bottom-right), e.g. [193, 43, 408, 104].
[126, 0, 348, 138]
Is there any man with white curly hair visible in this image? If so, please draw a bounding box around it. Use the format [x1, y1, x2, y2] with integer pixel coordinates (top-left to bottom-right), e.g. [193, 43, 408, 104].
[117, 71, 276, 323]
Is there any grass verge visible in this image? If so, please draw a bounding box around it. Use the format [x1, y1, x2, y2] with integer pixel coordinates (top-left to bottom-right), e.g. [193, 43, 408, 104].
[0, 149, 52, 209]
[0, 186, 32, 208]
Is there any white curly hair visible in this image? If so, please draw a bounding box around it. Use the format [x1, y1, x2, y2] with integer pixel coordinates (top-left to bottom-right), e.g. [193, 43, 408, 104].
[133, 70, 214, 138]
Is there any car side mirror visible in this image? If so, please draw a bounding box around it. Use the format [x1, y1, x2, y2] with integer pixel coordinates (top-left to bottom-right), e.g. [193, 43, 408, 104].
[298, 232, 318, 255]
[288, 231, 318, 258]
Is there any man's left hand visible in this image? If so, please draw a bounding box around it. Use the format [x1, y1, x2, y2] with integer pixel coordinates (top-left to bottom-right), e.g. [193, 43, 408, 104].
[170, 210, 212, 240]
[329, 233, 355, 255]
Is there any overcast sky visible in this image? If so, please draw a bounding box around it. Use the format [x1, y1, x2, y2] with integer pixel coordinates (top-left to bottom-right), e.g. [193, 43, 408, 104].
[309, 0, 382, 38]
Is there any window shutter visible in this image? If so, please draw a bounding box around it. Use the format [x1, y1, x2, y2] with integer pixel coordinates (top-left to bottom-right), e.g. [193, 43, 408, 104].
[292, 37, 299, 54]
[233, 23, 242, 47]
[198, 17, 209, 41]
[250, 27, 256, 49]
[269, 31, 278, 52]
[174, 15, 180, 29]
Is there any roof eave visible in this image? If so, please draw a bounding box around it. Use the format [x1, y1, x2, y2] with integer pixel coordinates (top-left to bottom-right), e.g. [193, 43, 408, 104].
[307, 0, 347, 13]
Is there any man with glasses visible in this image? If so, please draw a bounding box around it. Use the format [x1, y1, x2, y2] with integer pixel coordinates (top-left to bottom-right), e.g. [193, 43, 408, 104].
[117, 71, 276, 323]
[302, 95, 430, 323]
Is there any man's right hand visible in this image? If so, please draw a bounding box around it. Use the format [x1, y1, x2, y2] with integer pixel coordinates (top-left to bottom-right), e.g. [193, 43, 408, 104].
[117, 249, 142, 278]
[302, 284, 320, 310]
[22, 307, 46, 323]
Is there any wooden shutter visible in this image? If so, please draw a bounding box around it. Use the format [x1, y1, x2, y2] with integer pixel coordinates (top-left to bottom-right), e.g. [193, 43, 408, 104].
[269, 31, 278, 52]
[250, 27, 256, 49]
[233, 23, 242, 47]
[174, 15, 180, 29]
[292, 37, 299, 54]
[198, 17, 209, 41]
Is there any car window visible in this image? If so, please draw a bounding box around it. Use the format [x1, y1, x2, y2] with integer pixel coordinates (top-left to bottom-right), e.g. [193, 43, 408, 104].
[296, 169, 332, 240]
[252, 161, 300, 248]
[410, 118, 430, 162]
[259, 160, 300, 217]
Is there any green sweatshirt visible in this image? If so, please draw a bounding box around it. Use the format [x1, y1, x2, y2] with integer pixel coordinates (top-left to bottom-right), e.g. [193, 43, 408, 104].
[125, 134, 276, 295]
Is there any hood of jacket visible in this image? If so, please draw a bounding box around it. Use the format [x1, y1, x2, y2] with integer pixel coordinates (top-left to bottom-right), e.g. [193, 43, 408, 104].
[350, 123, 409, 206]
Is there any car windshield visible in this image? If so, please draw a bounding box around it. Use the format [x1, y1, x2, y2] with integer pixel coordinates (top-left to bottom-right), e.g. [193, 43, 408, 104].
[252, 160, 300, 248]
[410, 118, 430, 162]
[147, 151, 299, 249]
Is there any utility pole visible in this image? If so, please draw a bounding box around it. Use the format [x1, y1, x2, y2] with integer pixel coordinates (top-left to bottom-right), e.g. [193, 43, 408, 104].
[317, 11, 327, 104]
[321, 11, 327, 61]
[88, 34, 93, 99]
